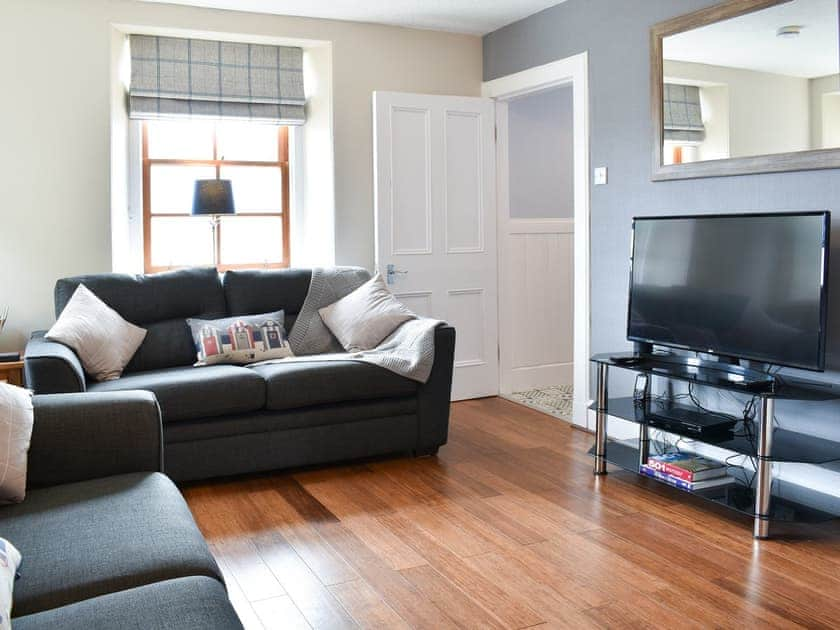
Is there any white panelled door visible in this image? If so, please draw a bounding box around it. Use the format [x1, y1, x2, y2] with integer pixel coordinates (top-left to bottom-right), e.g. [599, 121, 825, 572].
[373, 91, 498, 400]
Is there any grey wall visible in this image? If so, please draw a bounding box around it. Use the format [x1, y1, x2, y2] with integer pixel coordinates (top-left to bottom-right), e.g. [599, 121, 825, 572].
[484, 0, 840, 502]
[508, 85, 574, 218]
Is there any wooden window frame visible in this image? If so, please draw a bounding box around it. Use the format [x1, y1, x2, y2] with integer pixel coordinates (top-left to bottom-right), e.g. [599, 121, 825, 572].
[142, 121, 291, 273]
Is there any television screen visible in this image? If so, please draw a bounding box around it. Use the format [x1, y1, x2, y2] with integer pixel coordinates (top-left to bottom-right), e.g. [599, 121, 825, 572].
[628, 212, 830, 370]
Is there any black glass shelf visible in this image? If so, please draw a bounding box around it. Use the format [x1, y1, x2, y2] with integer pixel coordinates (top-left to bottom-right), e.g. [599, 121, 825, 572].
[592, 397, 840, 464]
[589, 440, 839, 523]
[591, 352, 840, 400]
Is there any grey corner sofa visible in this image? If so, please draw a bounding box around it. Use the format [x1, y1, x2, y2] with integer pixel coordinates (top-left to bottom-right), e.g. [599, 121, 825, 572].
[6, 391, 242, 629]
[24, 267, 456, 482]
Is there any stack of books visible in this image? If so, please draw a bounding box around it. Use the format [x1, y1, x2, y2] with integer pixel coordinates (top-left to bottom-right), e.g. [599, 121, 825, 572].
[640, 453, 734, 492]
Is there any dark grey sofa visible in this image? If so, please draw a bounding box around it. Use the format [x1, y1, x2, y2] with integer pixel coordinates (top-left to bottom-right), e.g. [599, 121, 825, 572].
[7, 391, 242, 629]
[24, 267, 455, 482]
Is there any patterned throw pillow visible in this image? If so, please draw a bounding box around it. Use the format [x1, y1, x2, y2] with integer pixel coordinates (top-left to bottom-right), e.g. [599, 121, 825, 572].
[187, 311, 293, 366]
[0, 537, 21, 630]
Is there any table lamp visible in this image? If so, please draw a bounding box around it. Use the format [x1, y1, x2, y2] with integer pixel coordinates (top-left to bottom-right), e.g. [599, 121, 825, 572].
[192, 179, 235, 267]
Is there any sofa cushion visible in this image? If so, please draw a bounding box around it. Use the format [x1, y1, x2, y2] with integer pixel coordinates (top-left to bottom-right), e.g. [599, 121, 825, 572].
[165, 397, 418, 443]
[88, 365, 265, 423]
[186, 311, 292, 366]
[250, 361, 417, 411]
[0, 473, 222, 617]
[0, 383, 33, 503]
[46, 284, 147, 381]
[55, 268, 227, 373]
[319, 273, 415, 351]
[223, 268, 311, 331]
[13, 577, 243, 630]
[0, 538, 21, 630]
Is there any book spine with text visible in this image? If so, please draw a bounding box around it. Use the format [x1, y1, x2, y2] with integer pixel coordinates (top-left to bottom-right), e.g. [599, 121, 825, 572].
[646, 458, 695, 482]
[639, 465, 693, 491]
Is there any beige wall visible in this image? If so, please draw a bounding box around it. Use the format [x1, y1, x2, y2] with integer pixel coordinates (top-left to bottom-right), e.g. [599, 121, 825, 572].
[822, 93, 840, 148]
[664, 60, 811, 158]
[810, 74, 840, 149]
[696, 85, 729, 162]
[0, 0, 482, 351]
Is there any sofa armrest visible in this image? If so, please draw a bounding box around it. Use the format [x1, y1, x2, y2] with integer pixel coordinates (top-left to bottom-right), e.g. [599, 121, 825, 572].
[28, 391, 163, 488]
[24, 331, 86, 394]
[415, 324, 455, 454]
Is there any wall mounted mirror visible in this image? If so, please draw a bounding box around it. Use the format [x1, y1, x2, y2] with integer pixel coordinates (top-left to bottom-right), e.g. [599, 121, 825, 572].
[652, 0, 840, 180]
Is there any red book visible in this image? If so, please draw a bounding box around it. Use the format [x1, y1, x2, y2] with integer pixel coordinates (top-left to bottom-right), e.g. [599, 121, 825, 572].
[646, 454, 726, 482]
[646, 459, 692, 482]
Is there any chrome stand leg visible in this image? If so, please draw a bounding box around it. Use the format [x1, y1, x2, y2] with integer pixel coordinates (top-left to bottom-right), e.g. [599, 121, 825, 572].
[594, 363, 608, 475]
[639, 377, 651, 469]
[639, 425, 650, 470]
[754, 397, 775, 539]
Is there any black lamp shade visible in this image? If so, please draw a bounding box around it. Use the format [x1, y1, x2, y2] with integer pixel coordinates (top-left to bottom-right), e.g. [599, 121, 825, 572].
[192, 179, 235, 216]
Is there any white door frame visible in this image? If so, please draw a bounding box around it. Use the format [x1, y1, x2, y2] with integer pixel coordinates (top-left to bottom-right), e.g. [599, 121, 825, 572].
[482, 52, 591, 429]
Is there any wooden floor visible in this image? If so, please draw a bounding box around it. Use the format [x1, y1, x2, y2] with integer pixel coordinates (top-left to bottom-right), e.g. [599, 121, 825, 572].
[183, 397, 840, 629]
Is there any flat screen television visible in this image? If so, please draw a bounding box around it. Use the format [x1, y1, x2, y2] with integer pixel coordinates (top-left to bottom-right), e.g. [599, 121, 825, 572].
[627, 211, 830, 371]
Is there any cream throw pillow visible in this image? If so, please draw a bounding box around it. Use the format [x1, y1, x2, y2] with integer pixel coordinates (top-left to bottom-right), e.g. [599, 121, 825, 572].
[0, 383, 33, 504]
[46, 284, 147, 381]
[0, 537, 21, 630]
[319, 273, 415, 351]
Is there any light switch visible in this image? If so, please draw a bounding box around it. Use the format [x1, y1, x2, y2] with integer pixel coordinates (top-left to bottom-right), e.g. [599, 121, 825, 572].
[594, 167, 608, 186]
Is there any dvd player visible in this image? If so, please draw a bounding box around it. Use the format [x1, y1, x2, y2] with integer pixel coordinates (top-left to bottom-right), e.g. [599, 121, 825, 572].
[643, 401, 737, 437]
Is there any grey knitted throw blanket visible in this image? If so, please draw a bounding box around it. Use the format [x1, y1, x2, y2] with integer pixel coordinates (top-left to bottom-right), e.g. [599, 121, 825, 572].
[258, 267, 443, 383]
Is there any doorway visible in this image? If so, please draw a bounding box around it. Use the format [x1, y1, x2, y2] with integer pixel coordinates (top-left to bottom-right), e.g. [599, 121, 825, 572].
[483, 53, 590, 429]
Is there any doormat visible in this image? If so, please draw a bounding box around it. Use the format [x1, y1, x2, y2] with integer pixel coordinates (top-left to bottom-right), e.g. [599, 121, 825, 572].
[507, 384, 573, 421]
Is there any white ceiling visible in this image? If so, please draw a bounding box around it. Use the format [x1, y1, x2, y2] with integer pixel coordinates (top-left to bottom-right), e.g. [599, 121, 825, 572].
[664, 0, 839, 78]
[136, 0, 563, 35]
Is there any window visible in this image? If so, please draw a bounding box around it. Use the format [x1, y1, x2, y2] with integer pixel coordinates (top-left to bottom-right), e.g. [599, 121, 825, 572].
[142, 120, 290, 272]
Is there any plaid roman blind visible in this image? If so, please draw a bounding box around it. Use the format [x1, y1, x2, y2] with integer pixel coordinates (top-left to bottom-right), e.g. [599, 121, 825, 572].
[129, 35, 305, 125]
[663, 84, 704, 143]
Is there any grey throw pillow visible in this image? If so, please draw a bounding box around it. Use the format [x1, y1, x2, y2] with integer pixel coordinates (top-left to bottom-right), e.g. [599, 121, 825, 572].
[45, 284, 147, 381]
[318, 273, 415, 352]
[288, 267, 371, 356]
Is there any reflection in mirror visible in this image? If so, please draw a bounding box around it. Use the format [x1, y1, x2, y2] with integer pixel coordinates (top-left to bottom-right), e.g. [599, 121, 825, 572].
[662, 0, 839, 165]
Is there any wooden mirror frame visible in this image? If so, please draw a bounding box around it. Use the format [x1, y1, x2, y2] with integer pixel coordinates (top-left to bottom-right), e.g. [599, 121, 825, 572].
[651, 0, 840, 181]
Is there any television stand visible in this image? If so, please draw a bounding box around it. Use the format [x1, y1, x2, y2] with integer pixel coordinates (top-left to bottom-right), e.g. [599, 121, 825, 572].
[590, 352, 840, 539]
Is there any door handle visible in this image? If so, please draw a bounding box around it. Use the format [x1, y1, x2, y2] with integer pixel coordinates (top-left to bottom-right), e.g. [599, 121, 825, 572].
[386, 263, 408, 285]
